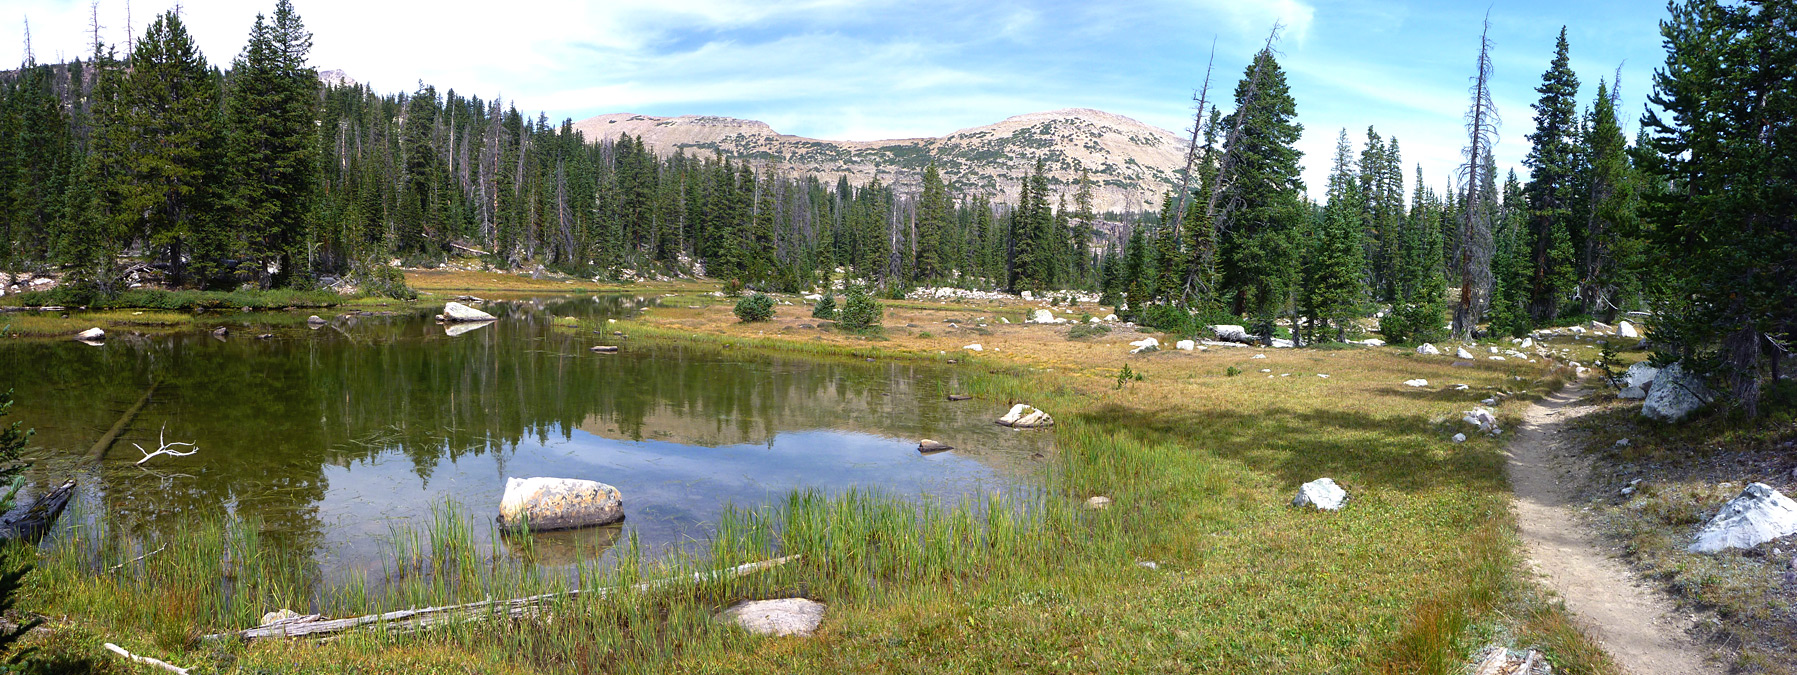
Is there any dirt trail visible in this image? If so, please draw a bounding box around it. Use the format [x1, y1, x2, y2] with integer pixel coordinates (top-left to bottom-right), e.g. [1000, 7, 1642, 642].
[1508, 384, 1716, 675]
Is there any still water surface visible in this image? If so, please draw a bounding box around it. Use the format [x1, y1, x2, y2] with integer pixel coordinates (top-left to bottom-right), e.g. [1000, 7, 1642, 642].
[0, 296, 1045, 578]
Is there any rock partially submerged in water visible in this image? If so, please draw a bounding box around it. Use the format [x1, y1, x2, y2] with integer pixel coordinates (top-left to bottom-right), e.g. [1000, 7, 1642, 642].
[443, 302, 496, 322]
[496, 477, 624, 532]
[589, 345, 619, 353]
[716, 598, 826, 637]
[996, 403, 1053, 428]
[1689, 483, 1797, 553]
[74, 327, 104, 341]
[918, 439, 953, 453]
[1292, 478, 1347, 511]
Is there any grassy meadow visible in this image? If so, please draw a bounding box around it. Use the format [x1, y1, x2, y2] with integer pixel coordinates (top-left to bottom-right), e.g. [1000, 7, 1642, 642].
[9, 283, 1621, 674]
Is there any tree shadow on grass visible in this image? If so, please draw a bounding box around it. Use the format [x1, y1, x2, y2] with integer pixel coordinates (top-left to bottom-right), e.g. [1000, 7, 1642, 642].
[1075, 402, 1508, 496]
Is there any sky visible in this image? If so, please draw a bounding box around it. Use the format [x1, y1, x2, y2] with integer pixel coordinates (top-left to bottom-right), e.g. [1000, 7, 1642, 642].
[4, 0, 1673, 201]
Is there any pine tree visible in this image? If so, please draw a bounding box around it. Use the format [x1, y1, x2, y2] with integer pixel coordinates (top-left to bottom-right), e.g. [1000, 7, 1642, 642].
[1071, 170, 1096, 287]
[118, 12, 226, 287]
[1302, 130, 1368, 341]
[1523, 28, 1582, 323]
[914, 162, 949, 282]
[1215, 49, 1306, 340]
[1577, 79, 1642, 321]
[227, 0, 319, 288]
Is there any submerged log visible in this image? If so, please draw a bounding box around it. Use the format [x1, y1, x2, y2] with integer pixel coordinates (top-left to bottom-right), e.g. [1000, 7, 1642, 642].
[1, 479, 75, 544]
[203, 554, 802, 642]
[87, 382, 158, 461]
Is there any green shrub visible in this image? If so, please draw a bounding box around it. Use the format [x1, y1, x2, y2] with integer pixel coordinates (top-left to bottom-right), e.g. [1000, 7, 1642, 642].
[812, 293, 838, 319]
[352, 263, 418, 301]
[1067, 323, 1111, 340]
[1137, 304, 1195, 336]
[733, 293, 776, 322]
[838, 286, 883, 331]
[1379, 301, 1448, 345]
[722, 279, 746, 297]
[1226, 366, 1242, 377]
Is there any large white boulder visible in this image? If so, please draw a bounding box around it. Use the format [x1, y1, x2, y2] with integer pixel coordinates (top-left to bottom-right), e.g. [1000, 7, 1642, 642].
[1618, 321, 1639, 338]
[1416, 343, 1441, 356]
[716, 598, 826, 637]
[1403, 379, 1429, 387]
[1456, 347, 1476, 360]
[1619, 362, 1660, 399]
[962, 343, 983, 352]
[1689, 483, 1797, 553]
[996, 403, 1053, 428]
[495, 477, 624, 532]
[443, 302, 496, 322]
[1212, 325, 1252, 343]
[1129, 337, 1159, 354]
[74, 327, 105, 341]
[1175, 339, 1195, 351]
[1641, 362, 1711, 423]
[1291, 478, 1348, 511]
[1520, 338, 1534, 349]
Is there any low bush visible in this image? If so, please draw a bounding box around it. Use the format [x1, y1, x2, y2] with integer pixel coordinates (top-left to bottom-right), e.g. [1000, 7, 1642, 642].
[812, 293, 837, 319]
[733, 293, 776, 322]
[837, 287, 882, 331]
[1067, 323, 1111, 339]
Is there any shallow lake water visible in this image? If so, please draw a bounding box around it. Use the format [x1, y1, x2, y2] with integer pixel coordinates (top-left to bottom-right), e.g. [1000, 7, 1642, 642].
[0, 295, 1047, 580]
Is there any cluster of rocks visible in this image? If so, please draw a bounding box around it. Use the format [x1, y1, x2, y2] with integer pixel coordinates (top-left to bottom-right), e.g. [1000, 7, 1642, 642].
[0, 272, 61, 296]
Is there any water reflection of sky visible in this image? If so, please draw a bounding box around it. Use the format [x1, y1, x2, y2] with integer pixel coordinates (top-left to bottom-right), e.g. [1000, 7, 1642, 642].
[313, 424, 1012, 573]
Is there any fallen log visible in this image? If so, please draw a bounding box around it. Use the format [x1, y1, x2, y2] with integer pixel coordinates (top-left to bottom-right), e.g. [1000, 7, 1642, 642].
[0, 479, 75, 544]
[87, 382, 158, 462]
[204, 554, 801, 642]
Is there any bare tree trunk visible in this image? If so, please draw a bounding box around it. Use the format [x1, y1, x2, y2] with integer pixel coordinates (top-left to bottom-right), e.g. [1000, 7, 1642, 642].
[1454, 15, 1499, 340]
[1725, 327, 1762, 418]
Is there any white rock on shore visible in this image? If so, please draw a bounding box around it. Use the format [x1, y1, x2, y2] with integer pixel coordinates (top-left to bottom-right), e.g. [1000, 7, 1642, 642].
[716, 598, 826, 637]
[997, 403, 1053, 428]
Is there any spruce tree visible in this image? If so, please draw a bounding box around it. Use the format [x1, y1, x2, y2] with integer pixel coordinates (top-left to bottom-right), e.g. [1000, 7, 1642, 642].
[1577, 79, 1642, 320]
[913, 162, 949, 283]
[1071, 170, 1096, 287]
[1523, 28, 1582, 323]
[1215, 49, 1306, 340]
[227, 0, 319, 288]
[1302, 130, 1368, 341]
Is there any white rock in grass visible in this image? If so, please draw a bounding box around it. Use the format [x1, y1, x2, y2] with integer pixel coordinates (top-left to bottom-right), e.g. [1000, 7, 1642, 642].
[1292, 478, 1348, 511]
[443, 302, 496, 322]
[1489, 356, 1506, 361]
[1252, 353, 1267, 359]
[1403, 379, 1429, 387]
[1642, 362, 1712, 423]
[962, 343, 983, 352]
[1452, 433, 1467, 443]
[74, 327, 104, 341]
[1176, 339, 1195, 351]
[1689, 483, 1797, 553]
[1520, 338, 1534, 349]
[496, 477, 624, 532]
[1085, 496, 1113, 510]
[1462, 408, 1500, 435]
[716, 598, 827, 637]
[1129, 337, 1160, 354]
[1456, 347, 1476, 360]
[997, 403, 1053, 428]
[1416, 343, 1441, 356]
[1619, 321, 1639, 338]
[1452, 384, 1470, 391]
[1619, 361, 1659, 399]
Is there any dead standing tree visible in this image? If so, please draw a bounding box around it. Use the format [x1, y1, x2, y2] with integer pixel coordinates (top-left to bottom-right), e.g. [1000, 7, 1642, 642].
[1454, 16, 1500, 340]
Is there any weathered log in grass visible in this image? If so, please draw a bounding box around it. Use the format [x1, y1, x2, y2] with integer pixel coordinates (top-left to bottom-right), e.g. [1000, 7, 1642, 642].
[103, 642, 189, 674]
[203, 554, 801, 642]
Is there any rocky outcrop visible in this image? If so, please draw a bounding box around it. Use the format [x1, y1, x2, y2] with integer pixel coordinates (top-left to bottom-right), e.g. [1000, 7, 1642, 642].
[715, 598, 826, 637]
[1689, 483, 1797, 553]
[996, 403, 1053, 428]
[1292, 478, 1347, 511]
[1212, 325, 1252, 344]
[443, 302, 497, 322]
[495, 477, 624, 532]
[1641, 362, 1711, 423]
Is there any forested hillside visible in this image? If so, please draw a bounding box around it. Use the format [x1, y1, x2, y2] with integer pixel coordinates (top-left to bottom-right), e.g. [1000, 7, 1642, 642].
[0, 1, 1789, 414]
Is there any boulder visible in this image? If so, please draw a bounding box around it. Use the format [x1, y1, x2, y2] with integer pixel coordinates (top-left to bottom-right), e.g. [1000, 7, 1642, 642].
[1085, 496, 1113, 510]
[996, 403, 1053, 428]
[1456, 347, 1476, 360]
[716, 598, 826, 637]
[495, 477, 624, 532]
[1619, 362, 1659, 399]
[589, 345, 619, 353]
[1175, 339, 1195, 351]
[1452, 433, 1467, 443]
[1028, 309, 1065, 324]
[1520, 338, 1534, 349]
[1641, 362, 1711, 423]
[962, 343, 983, 352]
[1354, 338, 1386, 347]
[1403, 379, 1429, 387]
[1212, 325, 1252, 343]
[1129, 337, 1159, 354]
[443, 302, 497, 322]
[73, 327, 104, 341]
[1619, 321, 1639, 339]
[1291, 478, 1348, 511]
[1689, 483, 1797, 553]
[1270, 338, 1295, 349]
[260, 609, 301, 626]
[946, 394, 973, 401]
[1462, 408, 1500, 435]
[917, 439, 953, 453]
[1416, 343, 1441, 356]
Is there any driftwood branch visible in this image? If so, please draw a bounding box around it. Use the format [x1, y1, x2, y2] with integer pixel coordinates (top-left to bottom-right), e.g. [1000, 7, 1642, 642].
[204, 554, 801, 642]
[103, 643, 189, 675]
[108, 545, 167, 573]
[132, 425, 197, 466]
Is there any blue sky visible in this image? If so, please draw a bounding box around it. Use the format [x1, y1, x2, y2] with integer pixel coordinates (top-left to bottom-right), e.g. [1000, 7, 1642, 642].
[7, 0, 1672, 200]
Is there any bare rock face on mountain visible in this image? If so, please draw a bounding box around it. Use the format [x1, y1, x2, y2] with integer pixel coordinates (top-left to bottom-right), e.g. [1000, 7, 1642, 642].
[572, 108, 1185, 214]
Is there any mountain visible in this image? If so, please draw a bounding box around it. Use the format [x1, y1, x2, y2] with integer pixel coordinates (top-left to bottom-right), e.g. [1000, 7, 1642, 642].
[571, 108, 1189, 214]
